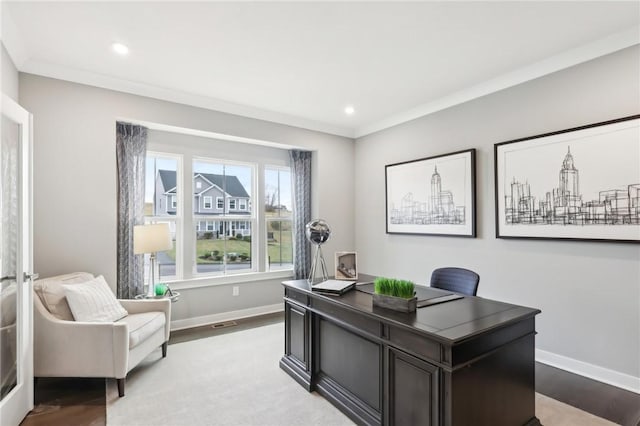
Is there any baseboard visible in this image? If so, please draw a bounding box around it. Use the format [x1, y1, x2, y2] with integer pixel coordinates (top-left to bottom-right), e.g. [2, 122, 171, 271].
[536, 349, 640, 394]
[170, 303, 284, 331]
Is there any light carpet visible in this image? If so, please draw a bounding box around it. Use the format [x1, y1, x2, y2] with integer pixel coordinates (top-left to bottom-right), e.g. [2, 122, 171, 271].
[106, 322, 615, 426]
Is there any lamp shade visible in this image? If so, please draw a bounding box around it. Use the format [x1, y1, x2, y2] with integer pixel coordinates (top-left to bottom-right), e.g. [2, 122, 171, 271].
[133, 223, 172, 254]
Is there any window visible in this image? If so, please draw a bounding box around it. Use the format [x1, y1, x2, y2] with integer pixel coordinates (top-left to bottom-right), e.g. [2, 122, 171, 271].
[144, 153, 180, 282]
[203, 196, 213, 209]
[265, 167, 293, 271]
[146, 131, 292, 284]
[193, 159, 254, 276]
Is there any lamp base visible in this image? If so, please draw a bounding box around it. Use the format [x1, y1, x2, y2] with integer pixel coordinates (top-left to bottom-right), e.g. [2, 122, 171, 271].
[147, 253, 157, 298]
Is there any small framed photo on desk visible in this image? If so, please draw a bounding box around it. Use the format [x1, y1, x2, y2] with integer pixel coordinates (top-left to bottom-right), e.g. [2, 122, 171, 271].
[335, 252, 358, 280]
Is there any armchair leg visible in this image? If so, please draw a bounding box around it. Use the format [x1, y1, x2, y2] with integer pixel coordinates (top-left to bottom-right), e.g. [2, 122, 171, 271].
[117, 378, 125, 397]
[162, 341, 168, 358]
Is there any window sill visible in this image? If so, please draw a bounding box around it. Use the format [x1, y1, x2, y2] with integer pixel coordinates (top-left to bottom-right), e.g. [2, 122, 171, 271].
[164, 270, 294, 290]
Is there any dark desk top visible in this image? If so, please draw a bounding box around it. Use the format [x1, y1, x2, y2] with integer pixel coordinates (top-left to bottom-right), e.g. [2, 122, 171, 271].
[283, 274, 541, 345]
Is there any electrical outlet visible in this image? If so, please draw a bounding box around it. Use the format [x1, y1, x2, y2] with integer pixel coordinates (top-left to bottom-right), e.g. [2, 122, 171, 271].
[232, 286, 239, 296]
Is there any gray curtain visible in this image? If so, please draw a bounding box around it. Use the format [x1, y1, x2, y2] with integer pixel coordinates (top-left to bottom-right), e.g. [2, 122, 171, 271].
[116, 122, 147, 299]
[289, 150, 312, 279]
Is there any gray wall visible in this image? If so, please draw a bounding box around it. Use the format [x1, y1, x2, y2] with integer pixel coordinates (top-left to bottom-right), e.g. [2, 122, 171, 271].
[19, 74, 355, 322]
[354, 46, 640, 379]
[1, 42, 19, 100]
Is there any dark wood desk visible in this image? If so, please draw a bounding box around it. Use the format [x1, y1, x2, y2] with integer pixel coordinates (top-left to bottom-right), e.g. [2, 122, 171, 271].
[280, 276, 541, 426]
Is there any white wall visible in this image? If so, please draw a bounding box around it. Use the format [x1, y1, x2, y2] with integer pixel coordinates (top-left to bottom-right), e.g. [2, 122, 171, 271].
[19, 74, 354, 322]
[1, 42, 18, 100]
[354, 46, 640, 387]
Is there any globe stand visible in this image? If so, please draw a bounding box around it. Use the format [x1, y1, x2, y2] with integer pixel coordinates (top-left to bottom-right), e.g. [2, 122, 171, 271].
[308, 245, 329, 284]
[305, 218, 331, 284]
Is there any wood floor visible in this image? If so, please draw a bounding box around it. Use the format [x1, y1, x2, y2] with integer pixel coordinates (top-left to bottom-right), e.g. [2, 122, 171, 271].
[21, 313, 640, 426]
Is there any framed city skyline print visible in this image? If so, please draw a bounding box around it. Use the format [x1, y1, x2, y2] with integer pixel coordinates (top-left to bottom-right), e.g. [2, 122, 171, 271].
[385, 149, 476, 237]
[494, 115, 640, 243]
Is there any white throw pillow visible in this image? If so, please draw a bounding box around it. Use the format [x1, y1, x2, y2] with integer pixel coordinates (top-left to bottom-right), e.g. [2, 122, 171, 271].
[34, 272, 95, 320]
[63, 275, 128, 322]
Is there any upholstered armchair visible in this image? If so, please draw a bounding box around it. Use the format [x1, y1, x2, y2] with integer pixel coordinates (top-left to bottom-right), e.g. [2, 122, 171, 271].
[33, 273, 171, 396]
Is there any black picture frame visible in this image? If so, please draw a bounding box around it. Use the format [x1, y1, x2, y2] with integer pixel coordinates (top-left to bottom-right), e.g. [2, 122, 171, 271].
[494, 115, 640, 243]
[385, 148, 476, 237]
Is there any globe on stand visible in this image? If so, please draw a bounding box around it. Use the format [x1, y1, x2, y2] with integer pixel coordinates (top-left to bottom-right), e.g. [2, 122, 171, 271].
[305, 219, 331, 283]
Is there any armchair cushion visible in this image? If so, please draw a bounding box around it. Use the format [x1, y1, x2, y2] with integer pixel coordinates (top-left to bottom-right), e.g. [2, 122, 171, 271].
[33, 272, 94, 320]
[118, 312, 165, 349]
[63, 275, 128, 322]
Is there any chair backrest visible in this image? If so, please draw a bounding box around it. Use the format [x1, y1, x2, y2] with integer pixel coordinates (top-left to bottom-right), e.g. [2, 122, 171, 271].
[430, 267, 480, 296]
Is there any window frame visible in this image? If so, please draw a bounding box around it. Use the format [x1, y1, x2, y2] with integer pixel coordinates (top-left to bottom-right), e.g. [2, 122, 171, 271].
[146, 135, 293, 289]
[264, 165, 293, 272]
[192, 157, 257, 278]
[144, 151, 183, 283]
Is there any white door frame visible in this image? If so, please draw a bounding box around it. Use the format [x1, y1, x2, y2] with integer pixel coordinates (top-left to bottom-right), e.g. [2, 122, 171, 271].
[0, 94, 34, 426]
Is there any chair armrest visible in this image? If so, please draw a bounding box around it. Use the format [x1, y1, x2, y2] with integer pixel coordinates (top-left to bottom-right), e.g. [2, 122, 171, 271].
[34, 306, 129, 378]
[119, 299, 171, 342]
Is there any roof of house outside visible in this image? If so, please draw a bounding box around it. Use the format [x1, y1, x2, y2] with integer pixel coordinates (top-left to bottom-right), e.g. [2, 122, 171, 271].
[157, 170, 250, 198]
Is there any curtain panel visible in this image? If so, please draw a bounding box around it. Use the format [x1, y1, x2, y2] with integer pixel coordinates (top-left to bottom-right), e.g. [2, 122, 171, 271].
[116, 122, 147, 299]
[289, 150, 312, 280]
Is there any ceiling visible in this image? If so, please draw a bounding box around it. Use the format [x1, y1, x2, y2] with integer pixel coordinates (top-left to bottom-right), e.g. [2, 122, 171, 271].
[2, 2, 639, 138]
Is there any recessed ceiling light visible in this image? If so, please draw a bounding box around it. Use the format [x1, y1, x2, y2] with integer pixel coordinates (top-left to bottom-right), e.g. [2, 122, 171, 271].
[112, 43, 129, 55]
[344, 106, 355, 115]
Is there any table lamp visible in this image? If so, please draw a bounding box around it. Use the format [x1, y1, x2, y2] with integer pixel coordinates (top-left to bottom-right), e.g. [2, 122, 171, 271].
[134, 223, 173, 297]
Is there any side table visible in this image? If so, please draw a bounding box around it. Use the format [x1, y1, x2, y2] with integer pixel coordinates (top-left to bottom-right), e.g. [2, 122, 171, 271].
[134, 291, 180, 303]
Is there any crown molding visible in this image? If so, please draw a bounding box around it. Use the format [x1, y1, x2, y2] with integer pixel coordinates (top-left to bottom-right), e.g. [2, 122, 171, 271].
[4, 20, 637, 141]
[355, 26, 640, 138]
[18, 59, 356, 139]
[1, 4, 29, 68]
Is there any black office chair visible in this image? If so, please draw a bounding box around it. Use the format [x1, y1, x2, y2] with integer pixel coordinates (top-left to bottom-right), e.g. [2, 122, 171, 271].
[430, 267, 480, 296]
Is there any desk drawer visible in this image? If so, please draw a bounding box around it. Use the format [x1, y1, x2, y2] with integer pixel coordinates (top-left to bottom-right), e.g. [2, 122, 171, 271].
[388, 325, 441, 363]
[286, 288, 309, 306]
[312, 298, 381, 337]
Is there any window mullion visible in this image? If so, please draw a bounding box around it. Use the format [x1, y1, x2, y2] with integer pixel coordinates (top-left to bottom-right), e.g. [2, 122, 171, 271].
[182, 154, 194, 280]
[256, 163, 266, 272]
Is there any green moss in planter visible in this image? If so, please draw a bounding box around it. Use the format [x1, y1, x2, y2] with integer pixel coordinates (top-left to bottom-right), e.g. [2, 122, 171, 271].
[374, 277, 415, 299]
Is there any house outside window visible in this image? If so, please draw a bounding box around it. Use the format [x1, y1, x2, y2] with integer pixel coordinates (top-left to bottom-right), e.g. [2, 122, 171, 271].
[192, 159, 253, 276]
[171, 195, 177, 209]
[239, 199, 247, 210]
